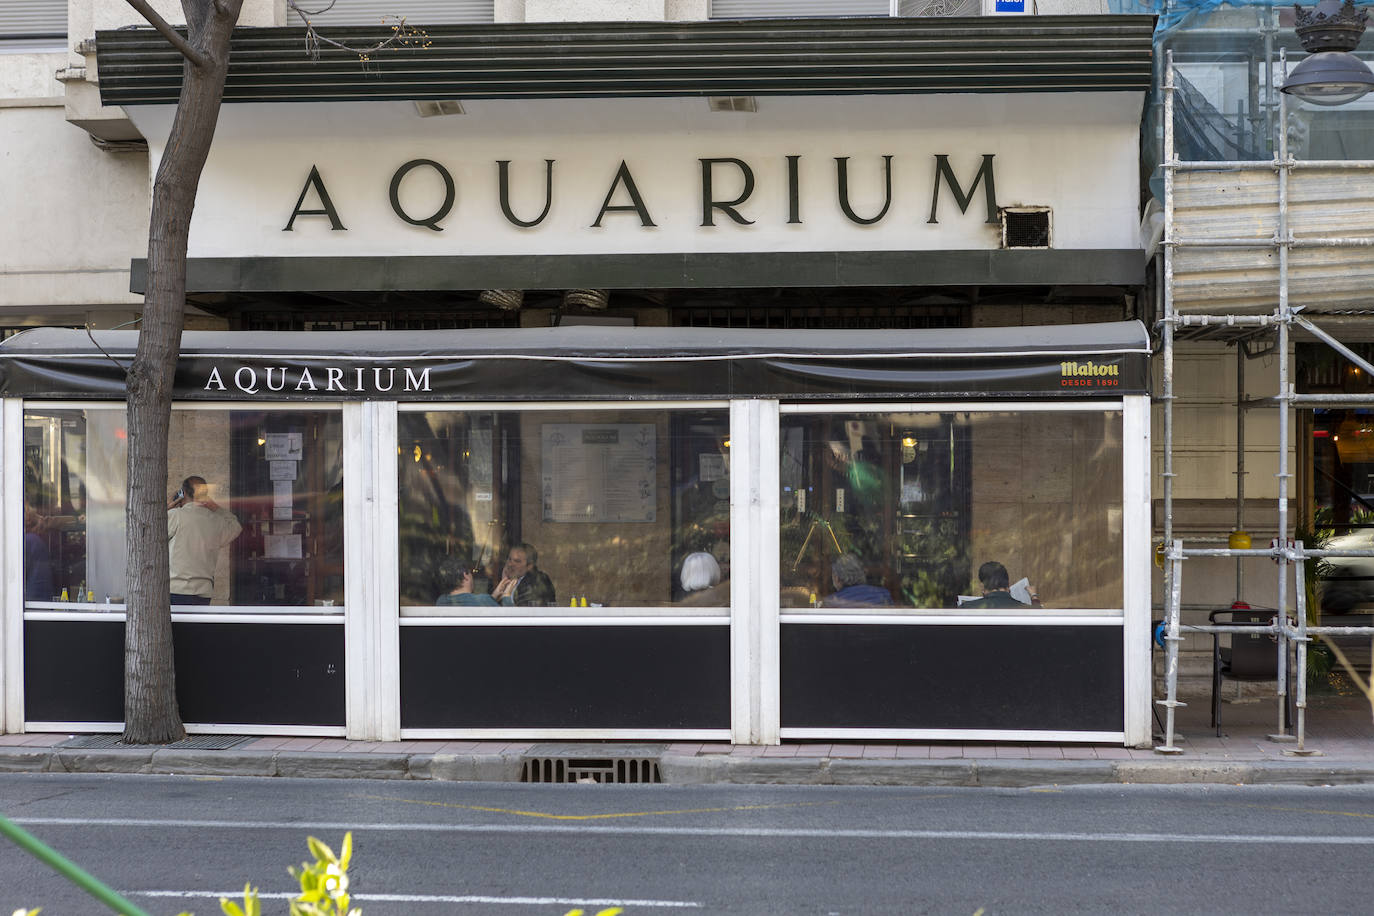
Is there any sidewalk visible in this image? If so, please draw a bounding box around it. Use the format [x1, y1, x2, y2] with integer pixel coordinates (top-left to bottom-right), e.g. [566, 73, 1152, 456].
[1, 689, 1370, 788]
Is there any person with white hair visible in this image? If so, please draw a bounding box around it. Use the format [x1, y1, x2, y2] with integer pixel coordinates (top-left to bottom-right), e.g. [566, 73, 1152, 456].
[678, 551, 730, 607]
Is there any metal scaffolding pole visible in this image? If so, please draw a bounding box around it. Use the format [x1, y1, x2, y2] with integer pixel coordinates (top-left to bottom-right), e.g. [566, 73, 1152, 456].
[1154, 48, 1374, 756]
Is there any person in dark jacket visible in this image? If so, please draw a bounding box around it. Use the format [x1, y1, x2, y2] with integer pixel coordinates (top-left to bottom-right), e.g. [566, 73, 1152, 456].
[961, 560, 1039, 609]
[492, 542, 557, 607]
[821, 553, 893, 608]
[23, 503, 54, 602]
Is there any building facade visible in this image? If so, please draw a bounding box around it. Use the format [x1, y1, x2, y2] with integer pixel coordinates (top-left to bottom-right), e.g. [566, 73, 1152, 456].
[0, 1, 1228, 746]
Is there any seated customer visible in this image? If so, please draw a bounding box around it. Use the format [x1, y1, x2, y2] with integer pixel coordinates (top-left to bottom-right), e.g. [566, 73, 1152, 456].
[961, 560, 1039, 609]
[678, 551, 730, 607]
[821, 553, 893, 608]
[491, 542, 556, 607]
[437, 566, 498, 607]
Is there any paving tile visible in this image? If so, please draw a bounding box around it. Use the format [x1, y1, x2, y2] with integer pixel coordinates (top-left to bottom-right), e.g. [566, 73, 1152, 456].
[762, 745, 799, 757]
[1060, 746, 1099, 759]
[364, 741, 417, 753]
[697, 743, 733, 755]
[861, 745, 897, 758]
[993, 745, 1032, 759]
[243, 737, 290, 751]
[471, 742, 511, 753]
[928, 745, 965, 758]
[792, 744, 832, 757]
[277, 738, 326, 751]
[728, 745, 767, 756]
[894, 745, 931, 759]
[1025, 745, 1065, 759]
[829, 745, 866, 758]
[435, 741, 482, 754]
[309, 739, 351, 752]
[1093, 747, 1132, 759]
[666, 743, 703, 755]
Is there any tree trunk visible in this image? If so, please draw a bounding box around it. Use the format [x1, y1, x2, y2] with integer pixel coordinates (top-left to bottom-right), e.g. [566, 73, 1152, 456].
[123, 0, 243, 745]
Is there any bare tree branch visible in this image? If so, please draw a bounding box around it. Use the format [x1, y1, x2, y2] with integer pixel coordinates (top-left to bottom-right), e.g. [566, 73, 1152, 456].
[123, 0, 210, 69]
[285, 0, 430, 62]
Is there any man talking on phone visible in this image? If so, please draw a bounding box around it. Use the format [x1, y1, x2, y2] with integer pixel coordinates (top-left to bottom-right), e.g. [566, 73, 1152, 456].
[168, 475, 243, 605]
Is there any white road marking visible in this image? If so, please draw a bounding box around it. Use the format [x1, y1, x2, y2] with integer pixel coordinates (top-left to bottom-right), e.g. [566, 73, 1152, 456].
[13, 816, 1374, 845]
[133, 890, 701, 907]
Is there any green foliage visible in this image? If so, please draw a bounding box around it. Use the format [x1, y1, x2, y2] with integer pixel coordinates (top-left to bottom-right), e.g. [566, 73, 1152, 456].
[288, 833, 359, 916]
[1294, 521, 1336, 687]
[219, 882, 262, 916]
[217, 833, 357, 916]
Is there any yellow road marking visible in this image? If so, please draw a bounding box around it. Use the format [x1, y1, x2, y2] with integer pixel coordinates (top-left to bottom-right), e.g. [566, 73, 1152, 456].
[1230, 801, 1374, 821]
[356, 794, 839, 821]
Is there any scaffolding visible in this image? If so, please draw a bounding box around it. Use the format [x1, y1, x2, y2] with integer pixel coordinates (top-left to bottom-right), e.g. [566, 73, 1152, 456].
[1156, 46, 1374, 754]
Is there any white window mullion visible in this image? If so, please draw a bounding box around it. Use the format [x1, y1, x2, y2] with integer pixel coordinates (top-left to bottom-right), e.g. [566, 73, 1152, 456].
[1122, 394, 1152, 747]
[1, 399, 25, 734]
[730, 398, 780, 745]
[344, 401, 400, 741]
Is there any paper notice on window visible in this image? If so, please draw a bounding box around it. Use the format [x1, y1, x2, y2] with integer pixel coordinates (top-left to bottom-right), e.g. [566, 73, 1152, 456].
[272, 507, 293, 520]
[699, 453, 726, 482]
[265, 533, 303, 559]
[265, 433, 305, 461]
[270, 461, 297, 481]
[542, 423, 656, 523]
[273, 480, 293, 507]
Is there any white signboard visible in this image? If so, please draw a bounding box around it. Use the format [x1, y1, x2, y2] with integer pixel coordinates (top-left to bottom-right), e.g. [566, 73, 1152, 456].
[542, 423, 656, 523]
[128, 93, 1143, 259]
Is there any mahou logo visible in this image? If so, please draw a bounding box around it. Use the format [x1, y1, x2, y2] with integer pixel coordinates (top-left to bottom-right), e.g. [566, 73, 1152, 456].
[1059, 360, 1120, 387]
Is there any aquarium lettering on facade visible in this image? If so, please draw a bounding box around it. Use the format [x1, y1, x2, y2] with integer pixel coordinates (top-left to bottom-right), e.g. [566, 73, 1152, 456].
[283, 154, 1000, 235]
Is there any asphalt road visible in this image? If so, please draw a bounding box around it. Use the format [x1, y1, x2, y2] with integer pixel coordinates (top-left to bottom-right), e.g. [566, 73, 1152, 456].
[3, 774, 1373, 915]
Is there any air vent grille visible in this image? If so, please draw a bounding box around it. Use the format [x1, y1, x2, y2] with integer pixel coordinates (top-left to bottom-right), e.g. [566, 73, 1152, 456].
[1001, 207, 1052, 249]
[521, 756, 662, 784]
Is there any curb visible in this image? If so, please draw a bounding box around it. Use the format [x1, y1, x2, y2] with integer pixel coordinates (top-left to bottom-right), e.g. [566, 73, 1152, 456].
[4, 748, 1374, 788]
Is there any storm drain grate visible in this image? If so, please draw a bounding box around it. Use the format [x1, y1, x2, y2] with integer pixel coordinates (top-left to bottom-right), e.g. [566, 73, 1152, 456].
[58, 734, 256, 751]
[521, 756, 661, 784]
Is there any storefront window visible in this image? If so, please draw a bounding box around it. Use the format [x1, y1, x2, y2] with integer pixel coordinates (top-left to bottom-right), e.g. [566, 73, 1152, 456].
[780, 409, 1124, 611]
[398, 407, 731, 612]
[23, 407, 344, 609]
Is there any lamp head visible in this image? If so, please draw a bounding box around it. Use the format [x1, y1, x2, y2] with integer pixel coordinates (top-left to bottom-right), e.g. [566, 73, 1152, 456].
[1284, 1, 1374, 105]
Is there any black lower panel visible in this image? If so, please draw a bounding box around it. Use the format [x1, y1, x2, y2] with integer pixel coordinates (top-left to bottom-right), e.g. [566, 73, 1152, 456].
[401, 625, 730, 729]
[24, 620, 345, 726]
[781, 624, 1123, 732]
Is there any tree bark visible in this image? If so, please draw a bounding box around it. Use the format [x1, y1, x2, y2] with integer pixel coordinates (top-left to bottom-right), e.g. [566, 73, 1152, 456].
[123, 0, 244, 745]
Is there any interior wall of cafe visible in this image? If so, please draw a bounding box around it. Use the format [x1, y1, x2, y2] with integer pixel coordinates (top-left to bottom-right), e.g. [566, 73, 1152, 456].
[516, 409, 675, 607]
[970, 411, 1124, 609]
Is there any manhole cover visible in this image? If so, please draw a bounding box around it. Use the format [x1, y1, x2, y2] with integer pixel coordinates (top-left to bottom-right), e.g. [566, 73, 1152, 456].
[58, 734, 255, 751]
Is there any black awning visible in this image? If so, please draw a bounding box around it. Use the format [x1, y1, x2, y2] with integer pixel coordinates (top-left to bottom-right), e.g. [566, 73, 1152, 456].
[0, 322, 1150, 401]
[96, 16, 1156, 106]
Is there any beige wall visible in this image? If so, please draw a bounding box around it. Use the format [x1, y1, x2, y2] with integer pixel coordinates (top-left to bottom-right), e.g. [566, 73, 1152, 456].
[0, 103, 147, 318]
[969, 411, 1123, 608]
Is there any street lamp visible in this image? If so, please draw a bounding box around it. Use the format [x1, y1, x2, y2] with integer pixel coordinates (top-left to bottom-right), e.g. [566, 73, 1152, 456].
[1282, 0, 1374, 106]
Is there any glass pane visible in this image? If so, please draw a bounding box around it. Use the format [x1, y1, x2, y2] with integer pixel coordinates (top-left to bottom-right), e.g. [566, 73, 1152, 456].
[24, 409, 124, 605]
[22, 407, 344, 609]
[780, 411, 1123, 610]
[399, 408, 731, 612]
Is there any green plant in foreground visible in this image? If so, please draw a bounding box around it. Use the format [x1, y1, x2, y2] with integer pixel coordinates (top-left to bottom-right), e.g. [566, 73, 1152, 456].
[221, 832, 357, 916]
